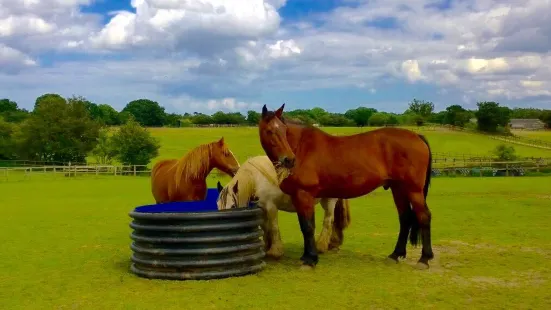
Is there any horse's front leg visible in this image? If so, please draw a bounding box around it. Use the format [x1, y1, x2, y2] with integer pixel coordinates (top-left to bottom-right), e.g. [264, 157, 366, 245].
[292, 189, 318, 269]
[316, 198, 335, 253]
[264, 201, 284, 259]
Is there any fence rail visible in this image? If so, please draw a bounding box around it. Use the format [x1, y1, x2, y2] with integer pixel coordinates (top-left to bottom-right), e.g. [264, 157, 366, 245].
[2, 161, 551, 182]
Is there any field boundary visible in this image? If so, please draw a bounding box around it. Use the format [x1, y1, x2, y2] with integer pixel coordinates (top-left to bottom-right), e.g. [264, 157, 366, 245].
[2, 161, 551, 182]
[440, 125, 551, 150]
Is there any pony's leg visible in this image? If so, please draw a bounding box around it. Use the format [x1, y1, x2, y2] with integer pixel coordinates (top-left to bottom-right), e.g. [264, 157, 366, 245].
[264, 201, 284, 259]
[408, 190, 434, 269]
[316, 198, 335, 253]
[259, 205, 273, 253]
[387, 185, 415, 264]
[292, 189, 318, 269]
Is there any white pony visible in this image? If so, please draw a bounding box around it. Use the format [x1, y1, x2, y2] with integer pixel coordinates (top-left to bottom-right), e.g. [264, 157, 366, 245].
[216, 155, 351, 259]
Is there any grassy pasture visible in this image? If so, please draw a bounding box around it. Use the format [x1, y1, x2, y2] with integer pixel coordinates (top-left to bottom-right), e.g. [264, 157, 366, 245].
[512, 130, 551, 143]
[146, 127, 551, 167]
[0, 176, 550, 309]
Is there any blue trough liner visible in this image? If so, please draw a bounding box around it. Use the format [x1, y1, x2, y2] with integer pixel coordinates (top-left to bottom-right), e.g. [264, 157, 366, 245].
[134, 188, 221, 213]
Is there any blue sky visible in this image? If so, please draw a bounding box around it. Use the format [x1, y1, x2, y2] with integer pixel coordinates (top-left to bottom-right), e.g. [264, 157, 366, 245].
[1, 0, 550, 114]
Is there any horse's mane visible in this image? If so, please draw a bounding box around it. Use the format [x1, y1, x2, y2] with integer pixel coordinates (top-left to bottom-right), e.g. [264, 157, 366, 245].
[222, 156, 278, 207]
[174, 141, 221, 189]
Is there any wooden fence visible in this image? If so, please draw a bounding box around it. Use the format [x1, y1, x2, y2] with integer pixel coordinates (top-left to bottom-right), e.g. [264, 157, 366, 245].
[2, 161, 550, 182]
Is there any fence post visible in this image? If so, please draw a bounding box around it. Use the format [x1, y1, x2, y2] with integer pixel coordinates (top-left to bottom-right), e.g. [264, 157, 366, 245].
[506, 163, 509, 177]
[114, 166, 117, 176]
[134, 165, 137, 176]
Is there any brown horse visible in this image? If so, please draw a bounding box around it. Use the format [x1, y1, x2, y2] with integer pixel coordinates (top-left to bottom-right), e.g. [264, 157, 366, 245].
[257, 104, 434, 270]
[151, 137, 240, 203]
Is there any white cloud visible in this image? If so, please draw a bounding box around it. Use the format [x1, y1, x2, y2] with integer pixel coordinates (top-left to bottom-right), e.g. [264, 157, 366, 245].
[2, 0, 551, 112]
[0, 44, 37, 73]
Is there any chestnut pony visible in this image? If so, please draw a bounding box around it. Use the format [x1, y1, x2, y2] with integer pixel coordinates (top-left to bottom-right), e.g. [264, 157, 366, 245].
[151, 137, 240, 203]
[258, 104, 434, 270]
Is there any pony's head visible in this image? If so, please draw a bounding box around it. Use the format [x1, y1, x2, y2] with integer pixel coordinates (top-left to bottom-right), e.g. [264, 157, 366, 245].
[216, 180, 239, 210]
[211, 137, 240, 177]
[258, 104, 296, 170]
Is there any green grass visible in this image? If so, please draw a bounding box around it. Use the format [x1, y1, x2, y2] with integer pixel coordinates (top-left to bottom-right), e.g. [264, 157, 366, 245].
[146, 127, 551, 167]
[512, 130, 551, 143]
[1, 176, 550, 309]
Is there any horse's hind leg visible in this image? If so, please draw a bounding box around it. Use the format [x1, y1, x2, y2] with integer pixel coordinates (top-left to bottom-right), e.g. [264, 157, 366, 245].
[387, 184, 415, 264]
[408, 190, 434, 269]
[316, 198, 335, 253]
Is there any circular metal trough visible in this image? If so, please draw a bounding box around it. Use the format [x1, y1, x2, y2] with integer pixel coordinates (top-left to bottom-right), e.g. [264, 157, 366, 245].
[128, 188, 266, 280]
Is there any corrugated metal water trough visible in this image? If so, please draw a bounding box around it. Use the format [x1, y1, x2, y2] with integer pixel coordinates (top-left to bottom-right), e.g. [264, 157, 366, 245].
[128, 188, 266, 281]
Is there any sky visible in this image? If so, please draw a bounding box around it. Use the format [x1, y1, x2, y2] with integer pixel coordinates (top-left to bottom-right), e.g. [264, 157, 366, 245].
[1, 0, 551, 114]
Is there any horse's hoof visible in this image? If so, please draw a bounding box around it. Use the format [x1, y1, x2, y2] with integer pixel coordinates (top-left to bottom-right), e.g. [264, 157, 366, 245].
[385, 257, 399, 265]
[414, 262, 429, 270]
[300, 264, 314, 271]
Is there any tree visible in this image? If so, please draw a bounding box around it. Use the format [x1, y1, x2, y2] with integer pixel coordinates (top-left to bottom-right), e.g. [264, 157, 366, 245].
[0, 99, 17, 114]
[110, 116, 161, 169]
[121, 99, 166, 127]
[368, 112, 390, 126]
[191, 113, 213, 125]
[318, 113, 355, 127]
[0, 117, 19, 160]
[344, 107, 377, 126]
[309, 107, 328, 122]
[34, 93, 65, 111]
[164, 113, 182, 127]
[443, 104, 471, 127]
[0, 99, 29, 123]
[97, 104, 121, 125]
[406, 99, 434, 118]
[246, 110, 260, 125]
[90, 128, 118, 164]
[17, 95, 101, 163]
[475, 101, 510, 132]
[540, 110, 551, 128]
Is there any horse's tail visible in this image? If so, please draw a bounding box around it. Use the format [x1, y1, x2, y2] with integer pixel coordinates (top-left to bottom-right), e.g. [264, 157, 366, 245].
[418, 134, 432, 199]
[333, 198, 351, 231]
[409, 134, 432, 247]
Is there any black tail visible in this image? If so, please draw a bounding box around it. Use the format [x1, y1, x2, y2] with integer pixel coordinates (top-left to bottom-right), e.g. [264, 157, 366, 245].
[409, 134, 432, 247]
[418, 134, 432, 198]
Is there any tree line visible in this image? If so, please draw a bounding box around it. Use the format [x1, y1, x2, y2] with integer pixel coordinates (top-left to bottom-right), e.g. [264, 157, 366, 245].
[1, 93, 550, 166]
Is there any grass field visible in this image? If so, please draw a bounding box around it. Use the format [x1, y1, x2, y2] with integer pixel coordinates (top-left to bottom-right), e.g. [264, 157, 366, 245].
[1, 176, 550, 309]
[512, 130, 551, 143]
[145, 127, 551, 168]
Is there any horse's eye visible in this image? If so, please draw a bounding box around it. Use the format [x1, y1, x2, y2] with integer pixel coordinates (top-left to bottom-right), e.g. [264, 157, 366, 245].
[266, 130, 273, 135]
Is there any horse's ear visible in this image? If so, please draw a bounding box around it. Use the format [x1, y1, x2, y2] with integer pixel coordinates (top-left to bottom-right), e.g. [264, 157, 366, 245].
[233, 180, 239, 194]
[217, 181, 223, 193]
[261, 104, 268, 118]
[274, 103, 285, 119]
[218, 137, 224, 145]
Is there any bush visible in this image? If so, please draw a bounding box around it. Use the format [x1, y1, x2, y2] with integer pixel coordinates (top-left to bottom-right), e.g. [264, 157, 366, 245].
[492, 144, 517, 161]
[110, 117, 160, 169]
[90, 128, 118, 164]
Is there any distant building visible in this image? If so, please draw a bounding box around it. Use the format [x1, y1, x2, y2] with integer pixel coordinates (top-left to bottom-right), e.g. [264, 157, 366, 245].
[509, 119, 545, 130]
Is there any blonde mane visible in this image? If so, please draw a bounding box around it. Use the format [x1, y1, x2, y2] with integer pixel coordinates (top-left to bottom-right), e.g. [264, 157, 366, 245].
[173, 141, 225, 190]
[223, 156, 278, 207]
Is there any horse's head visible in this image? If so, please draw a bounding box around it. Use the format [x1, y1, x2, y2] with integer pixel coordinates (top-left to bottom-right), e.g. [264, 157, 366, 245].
[258, 104, 296, 169]
[216, 180, 239, 210]
[211, 137, 240, 177]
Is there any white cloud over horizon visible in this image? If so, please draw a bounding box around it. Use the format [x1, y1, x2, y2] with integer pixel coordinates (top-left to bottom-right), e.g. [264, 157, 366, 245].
[1, 0, 551, 113]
